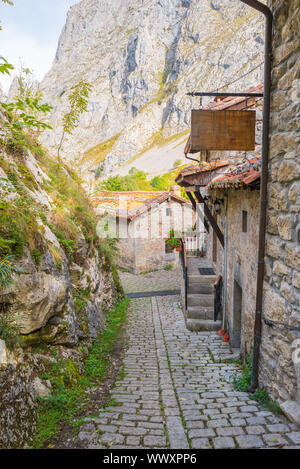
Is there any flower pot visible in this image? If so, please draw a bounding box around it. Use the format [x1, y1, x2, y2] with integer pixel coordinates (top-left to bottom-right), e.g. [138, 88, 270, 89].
[176, 245, 182, 252]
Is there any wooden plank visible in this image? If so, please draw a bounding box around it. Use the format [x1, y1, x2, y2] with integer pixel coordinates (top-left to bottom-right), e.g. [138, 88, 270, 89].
[186, 191, 209, 233]
[191, 110, 256, 151]
[194, 191, 224, 247]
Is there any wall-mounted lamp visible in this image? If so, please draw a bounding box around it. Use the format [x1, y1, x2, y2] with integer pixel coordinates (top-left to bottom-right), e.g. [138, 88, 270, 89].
[214, 198, 223, 214]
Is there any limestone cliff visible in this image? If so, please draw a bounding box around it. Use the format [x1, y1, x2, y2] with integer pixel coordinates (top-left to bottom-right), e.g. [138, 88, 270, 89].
[39, 0, 264, 187]
[0, 110, 123, 448]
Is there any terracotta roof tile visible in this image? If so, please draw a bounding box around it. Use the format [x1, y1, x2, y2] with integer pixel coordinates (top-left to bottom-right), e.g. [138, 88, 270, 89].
[91, 190, 191, 220]
[176, 160, 230, 178]
[207, 157, 261, 190]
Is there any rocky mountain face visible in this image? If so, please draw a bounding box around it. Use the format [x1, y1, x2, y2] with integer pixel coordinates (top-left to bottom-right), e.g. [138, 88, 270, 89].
[0, 109, 123, 447]
[39, 0, 264, 187]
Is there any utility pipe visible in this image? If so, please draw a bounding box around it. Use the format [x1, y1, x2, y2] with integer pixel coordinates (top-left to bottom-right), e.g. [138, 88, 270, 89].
[238, 0, 273, 391]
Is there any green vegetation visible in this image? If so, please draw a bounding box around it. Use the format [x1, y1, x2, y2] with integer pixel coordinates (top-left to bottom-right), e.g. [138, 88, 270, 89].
[0, 56, 14, 74]
[174, 159, 182, 168]
[81, 132, 121, 168]
[0, 314, 20, 348]
[0, 104, 122, 290]
[97, 167, 152, 191]
[231, 353, 283, 415]
[166, 229, 181, 251]
[57, 81, 93, 160]
[31, 298, 129, 449]
[0, 255, 22, 288]
[163, 264, 173, 271]
[1, 67, 53, 150]
[97, 165, 188, 199]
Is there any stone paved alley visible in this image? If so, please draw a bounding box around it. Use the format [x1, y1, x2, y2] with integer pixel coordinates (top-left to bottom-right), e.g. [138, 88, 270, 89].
[78, 270, 300, 449]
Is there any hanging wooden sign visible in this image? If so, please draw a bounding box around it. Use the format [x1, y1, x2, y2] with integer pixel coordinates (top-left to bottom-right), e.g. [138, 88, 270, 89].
[191, 110, 256, 151]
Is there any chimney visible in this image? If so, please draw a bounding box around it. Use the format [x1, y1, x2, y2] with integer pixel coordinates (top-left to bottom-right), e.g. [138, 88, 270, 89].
[170, 185, 181, 198]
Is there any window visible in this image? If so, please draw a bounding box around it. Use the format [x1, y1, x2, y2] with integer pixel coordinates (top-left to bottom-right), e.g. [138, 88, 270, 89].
[242, 211, 248, 233]
[166, 208, 172, 216]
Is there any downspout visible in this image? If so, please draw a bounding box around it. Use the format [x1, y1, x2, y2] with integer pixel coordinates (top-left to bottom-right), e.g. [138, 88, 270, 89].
[238, 0, 273, 391]
[222, 194, 228, 331]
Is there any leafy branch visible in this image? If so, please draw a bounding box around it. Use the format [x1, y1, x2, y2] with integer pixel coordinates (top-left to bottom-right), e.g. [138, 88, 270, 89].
[0, 255, 22, 288]
[0, 56, 14, 75]
[57, 81, 93, 161]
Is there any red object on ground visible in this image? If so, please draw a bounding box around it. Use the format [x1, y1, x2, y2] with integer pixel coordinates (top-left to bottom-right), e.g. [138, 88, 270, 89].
[220, 329, 225, 336]
[223, 333, 229, 342]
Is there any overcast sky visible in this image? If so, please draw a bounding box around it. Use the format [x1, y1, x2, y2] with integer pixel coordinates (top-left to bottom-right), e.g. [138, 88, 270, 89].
[0, 0, 79, 93]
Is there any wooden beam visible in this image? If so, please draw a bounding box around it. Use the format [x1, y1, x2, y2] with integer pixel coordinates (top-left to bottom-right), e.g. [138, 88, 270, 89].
[184, 186, 200, 192]
[194, 191, 224, 247]
[186, 191, 209, 233]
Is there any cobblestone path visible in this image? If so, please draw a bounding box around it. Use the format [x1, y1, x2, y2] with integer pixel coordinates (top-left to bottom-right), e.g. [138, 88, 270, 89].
[78, 271, 300, 449]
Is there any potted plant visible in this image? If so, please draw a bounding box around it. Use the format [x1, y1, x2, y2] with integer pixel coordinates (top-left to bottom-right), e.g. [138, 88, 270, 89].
[166, 230, 182, 252]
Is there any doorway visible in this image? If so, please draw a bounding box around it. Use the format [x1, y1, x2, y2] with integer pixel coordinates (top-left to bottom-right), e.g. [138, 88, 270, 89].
[232, 280, 242, 348]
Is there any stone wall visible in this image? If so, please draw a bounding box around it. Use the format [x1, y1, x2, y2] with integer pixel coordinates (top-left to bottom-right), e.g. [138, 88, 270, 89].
[207, 188, 260, 356]
[0, 343, 45, 449]
[259, 0, 300, 404]
[116, 199, 194, 273]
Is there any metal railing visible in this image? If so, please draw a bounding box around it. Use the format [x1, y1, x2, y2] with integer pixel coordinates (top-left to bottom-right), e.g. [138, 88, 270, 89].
[179, 238, 188, 311]
[182, 231, 205, 254]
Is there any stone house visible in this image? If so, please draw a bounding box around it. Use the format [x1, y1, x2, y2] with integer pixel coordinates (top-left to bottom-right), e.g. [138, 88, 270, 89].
[176, 154, 262, 348]
[175, 87, 264, 334]
[206, 157, 261, 356]
[260, 0, 300, 419]
[176, 0, 300, 421]
[92, 186, 195, 273]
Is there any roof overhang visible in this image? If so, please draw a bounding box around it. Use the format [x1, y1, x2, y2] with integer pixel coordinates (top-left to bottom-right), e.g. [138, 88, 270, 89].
[175, 161, 230, 188]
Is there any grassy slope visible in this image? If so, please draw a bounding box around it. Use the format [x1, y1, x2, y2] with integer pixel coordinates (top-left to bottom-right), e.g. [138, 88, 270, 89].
[31, 298, 129, 449]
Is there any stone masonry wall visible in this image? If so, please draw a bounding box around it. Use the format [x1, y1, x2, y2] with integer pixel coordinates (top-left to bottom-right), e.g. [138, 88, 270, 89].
[260, 0, 300, 403]
[207, 188, 260, 356]
[116, 199, 194, 273]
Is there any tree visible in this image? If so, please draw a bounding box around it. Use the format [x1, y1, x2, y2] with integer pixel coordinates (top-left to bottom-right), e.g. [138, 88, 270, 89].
[1, 67, 53, 144]
[0, 56, 14, 75]
[0, 2, 14, 71]
[97, 167, 152, 192]
[57, 81, 93, 161]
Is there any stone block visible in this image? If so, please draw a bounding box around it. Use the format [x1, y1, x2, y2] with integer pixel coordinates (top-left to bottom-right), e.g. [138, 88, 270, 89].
[277, 215, 292, 241]
[281, 401, 300, 426]
[235, 434, 264, 448]
[213, 436, 236, 449]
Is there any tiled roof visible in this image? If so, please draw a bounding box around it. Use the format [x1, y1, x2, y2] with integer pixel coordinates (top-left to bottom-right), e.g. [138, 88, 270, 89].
[176, 160, 229, 180]
[207, 84, 264, 111]
[91, 190, 191, 220]
[207, 157, 261, 190]
[175, 160, 230, 188]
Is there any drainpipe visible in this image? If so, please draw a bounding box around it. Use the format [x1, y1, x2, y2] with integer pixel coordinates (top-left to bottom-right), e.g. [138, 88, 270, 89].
[238, 0, 273, 391]
[222, 194, 228, 332]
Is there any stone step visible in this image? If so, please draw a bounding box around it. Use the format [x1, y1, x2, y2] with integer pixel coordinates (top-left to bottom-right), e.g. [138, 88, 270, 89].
[188, 284, 214, 294]
[187, 293, 214, 307]
[187, 306, 215, 320]
[188, 274, 216, 284]
[186, 318, 222, 332]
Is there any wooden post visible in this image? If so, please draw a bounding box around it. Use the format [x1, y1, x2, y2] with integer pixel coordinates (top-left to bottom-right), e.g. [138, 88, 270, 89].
[186, 191, 209, 233]
[194, 191, 224, 247]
